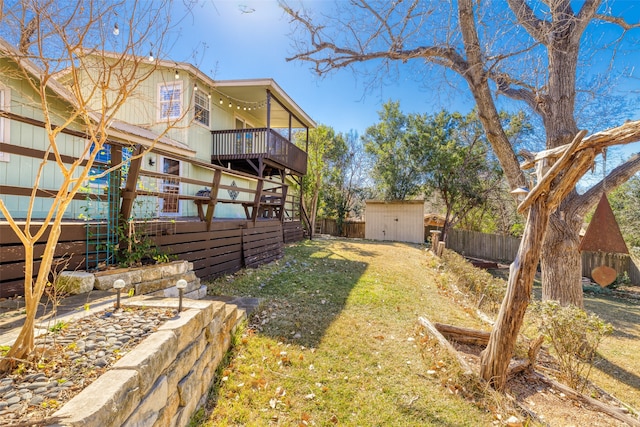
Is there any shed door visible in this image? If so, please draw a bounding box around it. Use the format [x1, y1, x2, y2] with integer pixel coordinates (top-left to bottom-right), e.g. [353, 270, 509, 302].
[383, 215, 398, 241]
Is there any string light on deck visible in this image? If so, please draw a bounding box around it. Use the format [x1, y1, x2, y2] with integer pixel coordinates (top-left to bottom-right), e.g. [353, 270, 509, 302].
[148, 51, 154, 62]
[175, 69, 179, 79]
[113, 23, 120, 36]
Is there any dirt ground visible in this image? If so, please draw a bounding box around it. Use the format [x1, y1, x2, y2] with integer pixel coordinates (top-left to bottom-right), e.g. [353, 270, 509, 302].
[451, 339, 636, 426]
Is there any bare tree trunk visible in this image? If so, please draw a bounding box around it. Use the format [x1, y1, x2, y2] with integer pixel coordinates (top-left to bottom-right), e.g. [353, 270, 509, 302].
[541, 211, 584, 307]
[480, 196, 550, 390]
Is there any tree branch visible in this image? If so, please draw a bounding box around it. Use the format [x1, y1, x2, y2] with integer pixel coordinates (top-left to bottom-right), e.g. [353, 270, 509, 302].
[506, 0, 550, 43]
[574, 152, 640, 217]
[573, 0, 601, 40]
[592, 13, 640, 31]
[283, 2, 469, 76]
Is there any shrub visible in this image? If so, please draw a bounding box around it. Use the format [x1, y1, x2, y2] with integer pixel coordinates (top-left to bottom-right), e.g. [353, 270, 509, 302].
[439, 250, 506, 314]
[529, 301, 612, 391]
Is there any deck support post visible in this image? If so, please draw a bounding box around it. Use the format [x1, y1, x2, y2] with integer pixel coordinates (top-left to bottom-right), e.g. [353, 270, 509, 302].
[119, 145, 144, 221]
[204, 169, 222, 231]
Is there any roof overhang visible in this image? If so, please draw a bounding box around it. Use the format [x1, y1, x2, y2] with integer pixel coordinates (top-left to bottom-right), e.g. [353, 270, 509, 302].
[63, 50, 316, 130]
[212, 79, 316, 130]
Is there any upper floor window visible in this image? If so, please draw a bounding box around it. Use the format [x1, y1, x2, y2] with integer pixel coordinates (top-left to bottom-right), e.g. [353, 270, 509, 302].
[194, 90, 210, 127]
[158, 82, 182, 121]
[0, 88, 9, 162]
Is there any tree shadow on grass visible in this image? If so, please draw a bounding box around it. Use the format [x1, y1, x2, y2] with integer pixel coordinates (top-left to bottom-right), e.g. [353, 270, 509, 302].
[594, 354, 640, 391]
[584, 293, 640, 340]
[233, 239, 371, 348]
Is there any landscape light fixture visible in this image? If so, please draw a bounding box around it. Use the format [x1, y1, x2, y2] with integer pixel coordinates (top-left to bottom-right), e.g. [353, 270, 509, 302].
[113, 279, 126, 309]
[176, 279, 187, 311]
[113, 23, 119, 36]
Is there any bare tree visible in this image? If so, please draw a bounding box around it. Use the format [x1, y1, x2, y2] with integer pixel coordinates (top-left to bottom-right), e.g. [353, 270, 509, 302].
[0, 0, 191, 369]
[281, 0, 640, 389]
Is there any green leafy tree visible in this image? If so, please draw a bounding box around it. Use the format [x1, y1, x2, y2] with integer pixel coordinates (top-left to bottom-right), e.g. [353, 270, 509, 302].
[608, 175, 640, 249]
[363, 101, 422, 200]
[295, 124, 340, 237]
[322, 130, 370, 233]
[414, 111, 502, 241]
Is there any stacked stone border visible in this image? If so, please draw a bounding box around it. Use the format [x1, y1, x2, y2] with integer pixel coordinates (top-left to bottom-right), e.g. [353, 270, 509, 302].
[56, 260, 207, 300]
[50, 297, 243, 426]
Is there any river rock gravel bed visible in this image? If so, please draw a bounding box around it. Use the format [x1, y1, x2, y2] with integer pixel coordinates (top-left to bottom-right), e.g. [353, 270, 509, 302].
[0, 306, 176, 425]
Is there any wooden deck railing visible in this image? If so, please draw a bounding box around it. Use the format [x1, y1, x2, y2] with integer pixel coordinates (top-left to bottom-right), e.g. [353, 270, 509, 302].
[212, 128, 307, 175]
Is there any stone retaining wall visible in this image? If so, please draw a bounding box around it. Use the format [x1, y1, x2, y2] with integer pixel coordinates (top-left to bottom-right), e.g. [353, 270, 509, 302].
[56, 261, 207, 300]
[50, 297, 243, 427]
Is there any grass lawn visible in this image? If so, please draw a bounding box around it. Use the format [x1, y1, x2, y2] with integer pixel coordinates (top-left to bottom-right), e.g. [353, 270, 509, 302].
[197, 238, 498, 426]
[585, 292, 640, 409]
[195, 237, 640, 425]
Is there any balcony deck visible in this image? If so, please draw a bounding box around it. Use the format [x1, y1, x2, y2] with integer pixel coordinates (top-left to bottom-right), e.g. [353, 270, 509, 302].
[211, 128, 307, 176]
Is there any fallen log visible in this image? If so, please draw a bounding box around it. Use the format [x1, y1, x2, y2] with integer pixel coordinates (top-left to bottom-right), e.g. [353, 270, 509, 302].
[534, 372, 640, 427]
[433, 322, 491, 346]
[418, 317, 473, 375]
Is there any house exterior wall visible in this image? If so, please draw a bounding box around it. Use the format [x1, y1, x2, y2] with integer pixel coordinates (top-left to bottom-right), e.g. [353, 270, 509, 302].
[72, 60, 261, 165]
[2, 52, 303, 223]
[364, 200, 425, 244]
[0, 58, 103, 220]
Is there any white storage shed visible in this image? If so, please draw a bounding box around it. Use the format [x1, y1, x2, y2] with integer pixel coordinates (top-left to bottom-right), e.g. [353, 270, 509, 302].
[364, 200, 425, 244]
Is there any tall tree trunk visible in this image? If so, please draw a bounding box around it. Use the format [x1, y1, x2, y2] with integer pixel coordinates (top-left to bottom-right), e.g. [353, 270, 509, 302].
[480, 196, 550, 390]
[541, 210, 584, 307]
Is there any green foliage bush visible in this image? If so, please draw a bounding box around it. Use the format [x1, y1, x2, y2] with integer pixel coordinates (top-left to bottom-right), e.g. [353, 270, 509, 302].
[111, 221, 174, 267]
[529, 301, 612, 391]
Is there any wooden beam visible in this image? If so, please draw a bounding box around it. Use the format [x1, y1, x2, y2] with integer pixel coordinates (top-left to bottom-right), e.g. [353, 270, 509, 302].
[251, 179, 264, 222]
[119, 145, 144, 220]
[205, 169, 222, 231]
[517, 130, 588, 213]
[278, 185, 288, 221]
[520, 119, 640, 170]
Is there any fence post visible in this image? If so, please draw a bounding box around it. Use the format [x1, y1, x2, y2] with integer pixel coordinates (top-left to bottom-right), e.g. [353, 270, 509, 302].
[430, 230, 441, 254]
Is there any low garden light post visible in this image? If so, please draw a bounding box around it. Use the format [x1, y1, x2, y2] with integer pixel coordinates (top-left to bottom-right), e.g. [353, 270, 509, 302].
[113, 279, 126, 310]
[176, 279, 187, 312]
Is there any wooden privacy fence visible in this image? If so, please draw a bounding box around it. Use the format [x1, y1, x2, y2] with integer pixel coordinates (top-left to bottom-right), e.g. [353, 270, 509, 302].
[315, 218, 365, 238]
[445, 229, 640, 285]
[446, 229, 521, 263]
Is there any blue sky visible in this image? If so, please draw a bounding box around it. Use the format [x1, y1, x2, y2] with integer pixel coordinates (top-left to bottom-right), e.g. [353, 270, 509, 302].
[168, 0, 640, 163]
[169, 1, 475, 135]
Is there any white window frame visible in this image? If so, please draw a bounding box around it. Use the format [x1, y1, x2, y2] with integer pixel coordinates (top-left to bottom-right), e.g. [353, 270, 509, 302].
[0, 86, 10, 162]
[194, 90, 210, 127]
[157, 81, 183, 122]
[159, 156, 182, 216]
